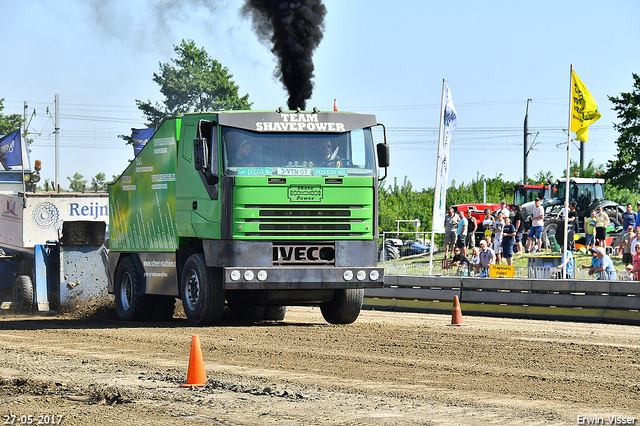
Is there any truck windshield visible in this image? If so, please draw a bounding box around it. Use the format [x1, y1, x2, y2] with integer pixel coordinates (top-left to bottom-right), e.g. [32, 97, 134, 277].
[221, 127, 377, 177]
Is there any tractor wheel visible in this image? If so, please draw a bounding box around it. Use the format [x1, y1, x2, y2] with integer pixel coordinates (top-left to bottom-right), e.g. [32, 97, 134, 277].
[13, 275, 34, 313]
[604, 207, 622, 228]
[180, 254, 224, 325]
[114, 257, 154, 321]
[320, 289, 364, 325]
[544, 219, 558, 238]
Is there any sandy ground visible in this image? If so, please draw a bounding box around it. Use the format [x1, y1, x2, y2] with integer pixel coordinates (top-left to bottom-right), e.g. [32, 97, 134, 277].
[0, 305, 638, 425]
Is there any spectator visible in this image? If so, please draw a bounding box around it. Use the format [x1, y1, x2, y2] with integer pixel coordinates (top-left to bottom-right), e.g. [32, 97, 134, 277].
[456, 210, 468, 256]
[595, 206, 609, 249]
[513, 204, 525, 254]
[618, 224, 634, 268]
[485, 235, 493, 251]
[562, 201, 578, 250]
[469, 246, 481, 275]
[482, 208, 494, 241]
[622, 203, 637, 231]
[444, 207, 458, 259]
[635, 200, 640, 229]
[629, 244, 640, 280]
[527, 198, 544, 253]
[466, 207, 477, 252]
[589, 247, 616, 280]
[478, 239, 496, 277]
[450, 247, 469, 275]
[502, 217, 516, 266]
[584, 210, 597, 250]
[493, 211, 505, 264]
[631, 227, 640, 254]
[497, 200, 510, 219]
[553, 249, 574, 279]
[582, 247, 600, 279]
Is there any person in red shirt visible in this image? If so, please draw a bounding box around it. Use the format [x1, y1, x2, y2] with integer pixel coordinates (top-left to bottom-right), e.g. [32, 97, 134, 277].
[629, 244, 640, 280]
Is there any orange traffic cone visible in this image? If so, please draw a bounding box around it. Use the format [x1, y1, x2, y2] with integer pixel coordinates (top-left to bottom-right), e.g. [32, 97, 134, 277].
[448, 295, 468, 326]
[180, 335, 208, 387]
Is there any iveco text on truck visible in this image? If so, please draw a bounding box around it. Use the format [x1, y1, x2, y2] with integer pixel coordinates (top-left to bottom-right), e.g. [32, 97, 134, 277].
[108, 110, 389, 325]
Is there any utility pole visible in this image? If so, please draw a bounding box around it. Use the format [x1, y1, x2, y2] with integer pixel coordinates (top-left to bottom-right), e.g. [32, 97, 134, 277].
[54, 94, 60, 191]
[523, 99, 532, 185]
[23, 101, 28, 135]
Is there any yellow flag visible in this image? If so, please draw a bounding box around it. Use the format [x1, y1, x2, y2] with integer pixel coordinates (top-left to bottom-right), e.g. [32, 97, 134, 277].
[571, 70, 601, 142]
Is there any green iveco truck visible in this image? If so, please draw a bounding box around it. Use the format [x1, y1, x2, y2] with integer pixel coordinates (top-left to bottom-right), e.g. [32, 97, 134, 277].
[108, 110, 389, 325]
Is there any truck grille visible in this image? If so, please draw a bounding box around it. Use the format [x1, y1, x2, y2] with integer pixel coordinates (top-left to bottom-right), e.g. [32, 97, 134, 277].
[240, 204, 366, 237]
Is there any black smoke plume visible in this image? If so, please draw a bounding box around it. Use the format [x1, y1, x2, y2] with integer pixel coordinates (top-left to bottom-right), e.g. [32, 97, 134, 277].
[242, 0, 327, 110]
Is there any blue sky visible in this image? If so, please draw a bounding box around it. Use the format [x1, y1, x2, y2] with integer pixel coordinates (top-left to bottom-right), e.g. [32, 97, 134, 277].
[2, 0, 639, 191]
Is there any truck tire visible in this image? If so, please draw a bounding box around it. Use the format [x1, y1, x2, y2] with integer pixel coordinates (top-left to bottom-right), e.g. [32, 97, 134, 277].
[264, 306, 287, 321]
[13, 275, 34, 313]
[320, 289, 364, 325]
[181, 254, 224, 325]
[114, 257, 154, 321]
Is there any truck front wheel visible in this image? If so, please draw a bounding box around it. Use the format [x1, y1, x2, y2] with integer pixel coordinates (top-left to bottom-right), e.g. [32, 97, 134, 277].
[320, 289, 364, 325]
[114, 257, 154, 321]
[13, 275, 34, 313]
[181, 254, 224, 325]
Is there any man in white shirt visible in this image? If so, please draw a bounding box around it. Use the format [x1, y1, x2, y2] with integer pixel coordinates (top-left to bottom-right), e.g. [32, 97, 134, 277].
[527, 198, 544, 253]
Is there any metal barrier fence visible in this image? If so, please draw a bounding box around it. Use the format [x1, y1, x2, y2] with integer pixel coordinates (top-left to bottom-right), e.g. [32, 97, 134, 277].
[365, 273, 640, 324]
[379, 262, 635, 281]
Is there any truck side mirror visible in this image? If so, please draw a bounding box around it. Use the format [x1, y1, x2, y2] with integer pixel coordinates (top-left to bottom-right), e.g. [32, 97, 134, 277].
[377, 143, 390, 168]
[194, 138, 207, 170]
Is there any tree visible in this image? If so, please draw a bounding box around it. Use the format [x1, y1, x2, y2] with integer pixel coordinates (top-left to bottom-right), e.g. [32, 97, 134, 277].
[532, 170, 554, 184]
[91, 172, 108, 191]
[0, 98, 23, 136]
[136, 39, 253, 127]
[67, 173, 87, 192]
[604, 73, 640, 190]
[565, 160, 604, 179]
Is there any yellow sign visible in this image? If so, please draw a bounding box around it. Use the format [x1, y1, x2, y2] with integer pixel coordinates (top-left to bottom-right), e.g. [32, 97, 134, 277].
[489, 264, 514, 278]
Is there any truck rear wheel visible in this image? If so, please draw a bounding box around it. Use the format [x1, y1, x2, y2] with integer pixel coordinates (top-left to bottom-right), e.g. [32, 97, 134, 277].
[264, 306, 287, 321]
[320, 289, 364, 325]
[227, 304, 265, 321]
[13, 275, 34, 313]
[115, 257, 154, 321]
[181, 254, 224, 325]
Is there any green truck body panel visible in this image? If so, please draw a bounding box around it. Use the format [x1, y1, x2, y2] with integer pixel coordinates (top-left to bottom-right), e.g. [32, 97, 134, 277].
[110, 111, 380, 249]
[109, 118, 180, 252]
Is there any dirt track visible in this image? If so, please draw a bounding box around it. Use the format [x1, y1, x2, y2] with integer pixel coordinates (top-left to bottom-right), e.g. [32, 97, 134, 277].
[0, 306, 638, 425]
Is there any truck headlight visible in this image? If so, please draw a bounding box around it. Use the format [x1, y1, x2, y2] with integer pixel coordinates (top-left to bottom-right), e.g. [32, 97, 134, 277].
[257, 270, 268, 281]
[230, 270, 241, 281]
[369, 270, 380, 281]
[244, 270, 255, 281]
[343, 270, 353, 281]
[356, 270, 367, 281]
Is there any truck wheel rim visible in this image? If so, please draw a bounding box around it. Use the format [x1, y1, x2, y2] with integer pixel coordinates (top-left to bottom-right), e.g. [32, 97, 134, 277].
[14, 285, 23, 307]
[185, 270, 200, 311]
[119, 272, 132, 311]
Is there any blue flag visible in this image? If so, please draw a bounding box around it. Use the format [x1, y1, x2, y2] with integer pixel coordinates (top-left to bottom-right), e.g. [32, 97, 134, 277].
[131, 127, 156, 156]
[0, 129, 22, 170]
